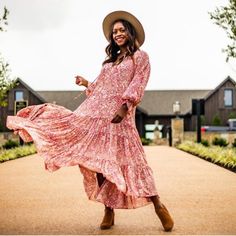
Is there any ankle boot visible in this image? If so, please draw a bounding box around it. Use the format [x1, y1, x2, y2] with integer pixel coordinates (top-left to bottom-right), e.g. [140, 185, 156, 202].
[155, 204, 174, 232]
[100, 206, 114, 230]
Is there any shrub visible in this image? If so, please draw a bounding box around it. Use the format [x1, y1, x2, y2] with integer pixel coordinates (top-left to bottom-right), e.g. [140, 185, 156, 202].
[212, 137, 228, 147]
[0, 144, 37, 162]
[201, 139, 209, 147]
[228, 112, 236, 119]
[141, 137, 152, 145]
[2, 139, 19, 149]
[232, 139, 236, 148]
[212, 114, 221, 126]
[177, 141, 236, 169]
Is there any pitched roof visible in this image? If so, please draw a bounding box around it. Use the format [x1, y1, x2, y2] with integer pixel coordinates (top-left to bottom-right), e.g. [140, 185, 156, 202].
[37, 90, 86, 111]
[17, 78, 47, 103]
[139, 90, 210, 115]
[204, 76, 236, 100]
[37, 89, 210, 115]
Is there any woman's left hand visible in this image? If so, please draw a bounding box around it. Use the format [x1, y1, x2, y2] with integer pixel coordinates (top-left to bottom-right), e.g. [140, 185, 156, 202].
[111, 104, 128, 123]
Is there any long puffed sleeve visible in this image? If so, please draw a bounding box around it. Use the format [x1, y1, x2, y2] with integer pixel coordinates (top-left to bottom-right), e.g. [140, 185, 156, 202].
[85, 80, 97, 97]
[121, 50, 151, 113]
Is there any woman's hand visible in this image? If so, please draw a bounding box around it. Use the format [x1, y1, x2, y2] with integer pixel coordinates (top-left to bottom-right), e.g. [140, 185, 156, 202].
[111, 104, 128, 123]
[75, 75, 88, 87]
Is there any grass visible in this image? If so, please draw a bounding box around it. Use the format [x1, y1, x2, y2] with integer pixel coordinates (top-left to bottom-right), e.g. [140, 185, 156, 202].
[0, 144, 37, 163]
[177, 141, 236, 171]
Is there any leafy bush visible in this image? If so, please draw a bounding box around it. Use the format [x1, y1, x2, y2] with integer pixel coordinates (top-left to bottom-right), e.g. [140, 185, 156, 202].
[0, 144, 37, 163]
[177, 141, 236, 169]
[141, 137, 152, 145]
[212, 114, 221, 126]
[232, 139, 236, 148]
[212, 137, 228, 147]
[2, 139, 19, 149]
[201, 139, 209, 147]
[228, 112, 236, 119]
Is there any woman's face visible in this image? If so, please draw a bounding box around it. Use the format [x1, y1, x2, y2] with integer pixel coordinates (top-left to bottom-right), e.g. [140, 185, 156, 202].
[112, 21, 128, 48]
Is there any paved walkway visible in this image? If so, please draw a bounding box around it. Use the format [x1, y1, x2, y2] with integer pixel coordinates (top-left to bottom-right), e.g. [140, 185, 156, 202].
[0, 146, 236, 235]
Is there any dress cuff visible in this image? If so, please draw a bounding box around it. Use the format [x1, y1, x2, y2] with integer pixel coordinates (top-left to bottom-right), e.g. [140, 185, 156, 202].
[122, 100, 133, 114]
[85, 82, 92, 97]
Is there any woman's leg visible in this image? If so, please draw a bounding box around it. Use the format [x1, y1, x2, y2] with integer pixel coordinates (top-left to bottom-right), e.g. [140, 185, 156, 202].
[150, 195, 163, 209]
[96, 172, 106, 187]
[96, 172, 115, 230]
[150, 195, 174, 232]
[100, 206, 114, 230]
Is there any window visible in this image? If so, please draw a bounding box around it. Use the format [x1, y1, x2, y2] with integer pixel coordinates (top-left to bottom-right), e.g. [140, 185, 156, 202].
[224, 89, 233, 107]
[15, 91, 24, 101]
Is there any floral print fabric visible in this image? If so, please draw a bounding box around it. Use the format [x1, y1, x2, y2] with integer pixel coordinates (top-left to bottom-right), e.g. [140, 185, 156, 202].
[7, 50, 159, 209]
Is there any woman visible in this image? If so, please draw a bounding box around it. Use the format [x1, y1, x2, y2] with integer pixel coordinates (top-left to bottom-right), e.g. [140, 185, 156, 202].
[7, 10, 174, 232]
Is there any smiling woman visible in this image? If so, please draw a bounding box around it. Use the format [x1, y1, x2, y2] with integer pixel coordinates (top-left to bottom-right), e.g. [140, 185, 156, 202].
[6, 10, 174, 232]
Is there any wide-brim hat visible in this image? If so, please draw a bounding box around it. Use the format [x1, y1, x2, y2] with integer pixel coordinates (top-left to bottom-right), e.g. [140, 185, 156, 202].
[102, 10, 145, 46]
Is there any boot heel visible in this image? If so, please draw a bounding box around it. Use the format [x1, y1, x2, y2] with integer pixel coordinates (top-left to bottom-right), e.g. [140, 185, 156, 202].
[155, 204, 174, 232]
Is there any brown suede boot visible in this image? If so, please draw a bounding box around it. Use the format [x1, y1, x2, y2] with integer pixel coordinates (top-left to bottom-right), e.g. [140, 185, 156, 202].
[100, 206, 115, 230]
[155, 204, 174, 232]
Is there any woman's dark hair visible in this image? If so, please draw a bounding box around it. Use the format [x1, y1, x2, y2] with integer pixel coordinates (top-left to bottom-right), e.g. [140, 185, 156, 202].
[102, 19, 140, 65]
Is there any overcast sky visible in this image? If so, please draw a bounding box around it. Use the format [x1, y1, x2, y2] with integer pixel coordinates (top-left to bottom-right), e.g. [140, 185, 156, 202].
[0, 0, 235, 91]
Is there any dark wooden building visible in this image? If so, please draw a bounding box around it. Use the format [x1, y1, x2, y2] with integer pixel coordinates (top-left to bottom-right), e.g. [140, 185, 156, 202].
[1, 76, 236, 137]
[204, 76, 236, 125]
[136, 76, 236, 134]
[0, 78, 46, 131]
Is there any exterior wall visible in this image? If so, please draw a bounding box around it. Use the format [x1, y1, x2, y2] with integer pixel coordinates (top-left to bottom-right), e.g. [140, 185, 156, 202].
[145, 115, 193, 131]
[0, 107, 7, 131]
[145, 115, 172, 127]
[204, 80, 236, 126]
[1, 78, 235, 135]
[135, 109, 147, 137]
[184, 115, 193, 131]
[184, 131, 236, 144]
[0, 83, 44, 131]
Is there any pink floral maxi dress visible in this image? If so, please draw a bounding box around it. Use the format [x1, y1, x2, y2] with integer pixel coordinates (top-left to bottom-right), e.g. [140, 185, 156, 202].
[7, 50, 159, 209]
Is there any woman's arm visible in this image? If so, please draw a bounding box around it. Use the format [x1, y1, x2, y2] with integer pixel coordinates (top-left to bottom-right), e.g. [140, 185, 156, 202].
[111, 50, 151, 123]
[121, 50, 151, 113]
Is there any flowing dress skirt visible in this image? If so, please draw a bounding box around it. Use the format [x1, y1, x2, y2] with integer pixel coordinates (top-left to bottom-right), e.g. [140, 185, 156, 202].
[7, 50, 159, 209]
[7, 102, 159, 209]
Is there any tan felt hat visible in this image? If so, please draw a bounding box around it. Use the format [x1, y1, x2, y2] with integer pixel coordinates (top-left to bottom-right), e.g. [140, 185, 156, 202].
[102, 10, 145, 46]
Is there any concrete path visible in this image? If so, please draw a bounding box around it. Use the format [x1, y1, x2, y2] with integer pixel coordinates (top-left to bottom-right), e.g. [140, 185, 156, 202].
[0, 146, 236, 235]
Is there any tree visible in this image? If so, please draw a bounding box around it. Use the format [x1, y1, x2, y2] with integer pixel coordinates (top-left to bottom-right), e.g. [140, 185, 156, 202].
[0, 6, 17, 107]
[0, 56, 18, 107]
[209, 0, 236, 62]
[0, 6, 9, 31]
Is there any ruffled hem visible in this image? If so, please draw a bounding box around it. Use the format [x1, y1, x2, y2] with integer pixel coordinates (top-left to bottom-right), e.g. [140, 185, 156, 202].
[79, 164, 158, 209]
[6, 103, 158, 209]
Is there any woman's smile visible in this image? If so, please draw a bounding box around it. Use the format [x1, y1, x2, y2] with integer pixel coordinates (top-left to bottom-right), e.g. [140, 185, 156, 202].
[112, 22, 128, 46]
[115, 36, 125, 44]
